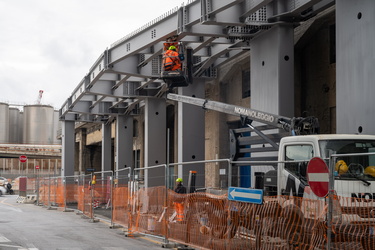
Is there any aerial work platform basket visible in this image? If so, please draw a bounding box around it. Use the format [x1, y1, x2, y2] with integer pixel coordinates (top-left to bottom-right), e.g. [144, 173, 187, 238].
[161, 37, 191, 89]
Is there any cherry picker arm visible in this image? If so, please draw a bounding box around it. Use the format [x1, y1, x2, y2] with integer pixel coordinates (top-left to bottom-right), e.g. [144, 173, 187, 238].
[167, 93, 319, 136]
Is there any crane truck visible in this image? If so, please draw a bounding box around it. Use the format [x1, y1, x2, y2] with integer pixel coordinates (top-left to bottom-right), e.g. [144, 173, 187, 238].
[167, 93, 375, 197]
[167, 93, 375, 248]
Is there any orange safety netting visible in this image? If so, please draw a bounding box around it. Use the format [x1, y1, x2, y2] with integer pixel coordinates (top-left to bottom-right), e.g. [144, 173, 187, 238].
[34, 178, 375, 250]
[112, 185, 129, 226]
[37, 178, 64, 207]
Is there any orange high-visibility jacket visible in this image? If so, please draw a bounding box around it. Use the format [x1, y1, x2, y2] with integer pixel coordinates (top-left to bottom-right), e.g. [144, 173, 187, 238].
[163, 50, 181, 71]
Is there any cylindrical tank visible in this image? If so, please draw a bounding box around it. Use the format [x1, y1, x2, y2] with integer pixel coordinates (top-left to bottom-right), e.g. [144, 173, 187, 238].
[9, 107, 21, 143]
[23, 105, 55, 144]
[0, 103, 9, 143]
[53, 110, 61, 145]
[19, 111, 24, 143]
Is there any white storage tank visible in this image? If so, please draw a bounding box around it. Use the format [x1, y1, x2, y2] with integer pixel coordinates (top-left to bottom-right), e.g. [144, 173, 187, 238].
[0, 103, 9, 143]
[19, 111, 24, 144]
[9, 107, 21, 143]
[23, 105, 55, 144]
[53, 110, 61, 145]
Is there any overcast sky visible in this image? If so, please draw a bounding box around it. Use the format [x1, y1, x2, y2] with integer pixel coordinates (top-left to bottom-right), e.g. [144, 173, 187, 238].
[0, 0, 185, 110]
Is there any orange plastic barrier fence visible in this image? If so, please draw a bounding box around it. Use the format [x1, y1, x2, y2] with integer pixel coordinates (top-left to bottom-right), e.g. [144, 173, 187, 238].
[37, 178, 64, 207]
[112, 185, 129, 226]
[128, 187, 167, 237]
[65, 183, 78, 205]
[34, 177, 375, 250]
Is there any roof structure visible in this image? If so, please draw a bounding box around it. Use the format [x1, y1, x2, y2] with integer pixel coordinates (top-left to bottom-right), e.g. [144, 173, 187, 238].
[59, 0, 334, 123]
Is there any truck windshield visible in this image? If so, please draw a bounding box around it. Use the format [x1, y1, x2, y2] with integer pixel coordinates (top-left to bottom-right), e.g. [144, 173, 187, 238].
[319, 140, 375, 181]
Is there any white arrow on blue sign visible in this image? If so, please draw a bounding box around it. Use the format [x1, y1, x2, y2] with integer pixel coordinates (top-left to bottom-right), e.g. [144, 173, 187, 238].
[228, 187, 263, 204]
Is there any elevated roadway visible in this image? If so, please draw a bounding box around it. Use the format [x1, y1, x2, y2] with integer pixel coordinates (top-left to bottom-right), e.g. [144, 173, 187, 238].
[59, 0, 334, 122]
[0, 144, 61, 159]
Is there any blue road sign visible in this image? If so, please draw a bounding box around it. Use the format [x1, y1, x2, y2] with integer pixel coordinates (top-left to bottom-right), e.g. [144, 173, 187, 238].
[228, 187, 263, 204]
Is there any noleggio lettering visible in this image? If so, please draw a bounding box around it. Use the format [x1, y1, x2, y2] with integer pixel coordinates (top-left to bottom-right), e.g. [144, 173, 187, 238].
[234, 107, 274, 123]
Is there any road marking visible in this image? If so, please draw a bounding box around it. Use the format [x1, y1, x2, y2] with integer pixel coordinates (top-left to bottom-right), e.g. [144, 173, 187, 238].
[0, 198, 23, 212]
[0, 234, 11, 242]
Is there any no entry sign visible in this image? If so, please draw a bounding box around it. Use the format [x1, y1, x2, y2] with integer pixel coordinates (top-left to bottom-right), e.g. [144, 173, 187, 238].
[19, 155, 27, 163]
[307, 157, 329, 197]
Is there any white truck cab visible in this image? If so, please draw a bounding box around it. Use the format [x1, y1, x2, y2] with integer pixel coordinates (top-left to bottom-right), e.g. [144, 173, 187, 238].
[277, 134, 375, 222]
[278, 134, 375, 198]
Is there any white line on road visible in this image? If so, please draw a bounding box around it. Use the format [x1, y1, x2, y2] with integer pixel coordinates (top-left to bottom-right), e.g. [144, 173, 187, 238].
[0, 234, 11, 242]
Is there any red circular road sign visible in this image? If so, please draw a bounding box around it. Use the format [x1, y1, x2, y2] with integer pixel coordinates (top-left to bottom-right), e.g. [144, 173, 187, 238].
[35, 165, 40, 169]
[307, 157, 329, 197]
[19, 155, 27, 163]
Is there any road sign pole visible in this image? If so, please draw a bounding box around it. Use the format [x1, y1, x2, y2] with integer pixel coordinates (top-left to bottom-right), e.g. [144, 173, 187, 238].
[327, 153, 336, 250]
[36, 167, 39, 206]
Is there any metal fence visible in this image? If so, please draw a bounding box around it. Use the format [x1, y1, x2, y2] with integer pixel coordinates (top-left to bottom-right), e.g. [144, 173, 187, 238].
[28, 158, 375, 250]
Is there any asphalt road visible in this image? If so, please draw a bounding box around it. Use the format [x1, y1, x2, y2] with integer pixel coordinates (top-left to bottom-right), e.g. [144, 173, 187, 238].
[0, 195, 164, 250]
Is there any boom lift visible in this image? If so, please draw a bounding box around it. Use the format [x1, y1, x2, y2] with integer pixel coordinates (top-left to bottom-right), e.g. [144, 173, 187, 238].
[167, 94, 375, 250]
[167, 93, 319, 161]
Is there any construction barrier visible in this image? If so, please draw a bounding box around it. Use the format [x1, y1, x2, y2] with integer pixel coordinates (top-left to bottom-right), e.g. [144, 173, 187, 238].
[38, 177, 64, 207]
[31, 159, 375, 250]
[64, 176, 79, 210]
[90, 171, 113, 221]
[112, 168, 131, 228]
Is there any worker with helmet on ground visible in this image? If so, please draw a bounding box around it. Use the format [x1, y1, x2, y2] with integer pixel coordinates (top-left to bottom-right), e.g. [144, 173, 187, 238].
[163, 45, 181, 71]
[174, 178, 187, 194]
[174, 178, 186, 222]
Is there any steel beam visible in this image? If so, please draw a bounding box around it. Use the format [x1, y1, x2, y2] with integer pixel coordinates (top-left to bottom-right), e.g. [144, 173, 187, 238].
[144, 98, 166, 187]
[177, 79, 205, 189]
[101, 122, 112, 173]
[251, 23, 295, 117]
[116, 115, 133, 171]
[336, 0, 375, 134]
[61, 120, 75, 177]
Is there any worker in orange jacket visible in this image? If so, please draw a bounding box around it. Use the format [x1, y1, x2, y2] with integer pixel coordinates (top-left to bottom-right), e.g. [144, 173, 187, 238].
[174, 178, 186, 222]
[163, 45, 181, 71]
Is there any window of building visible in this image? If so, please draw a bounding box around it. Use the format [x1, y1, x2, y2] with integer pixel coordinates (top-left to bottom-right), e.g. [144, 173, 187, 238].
[242, 70, 251, 98]
[133, 119, 138, 137]
[134, 149, 140, 169]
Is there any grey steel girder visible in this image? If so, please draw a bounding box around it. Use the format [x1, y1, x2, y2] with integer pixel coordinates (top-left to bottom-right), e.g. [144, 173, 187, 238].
[59, 0, 329, 121]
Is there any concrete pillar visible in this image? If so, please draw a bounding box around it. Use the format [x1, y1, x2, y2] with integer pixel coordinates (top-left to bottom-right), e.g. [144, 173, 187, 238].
[336, 1, 375, 134]
[101, 123, 112, 172]
[61, 120, 75, 177]
[116, 115, 133, 172]
[144, 98, 166, 187]
[177, 79, 205, 189]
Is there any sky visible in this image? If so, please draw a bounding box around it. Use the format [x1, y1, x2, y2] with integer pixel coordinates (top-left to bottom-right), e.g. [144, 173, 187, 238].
[0, 0, 186, 110]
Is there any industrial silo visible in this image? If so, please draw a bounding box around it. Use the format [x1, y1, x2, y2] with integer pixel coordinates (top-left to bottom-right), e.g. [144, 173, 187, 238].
[19, 111, 24, 144]
[53, 110, 62, 145]
[23, 105, 55, 144]
[0, 103, 9, 143]
[9, 107, 21, 143]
